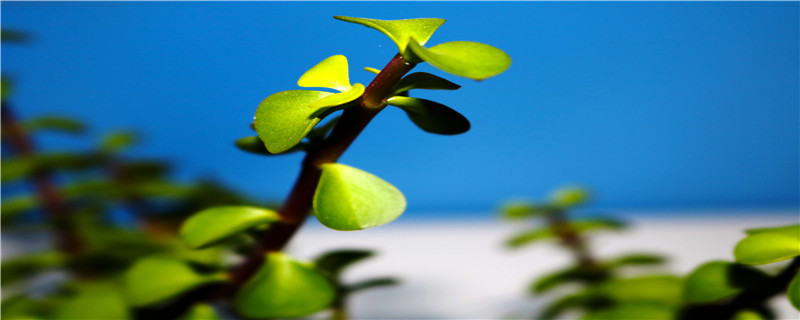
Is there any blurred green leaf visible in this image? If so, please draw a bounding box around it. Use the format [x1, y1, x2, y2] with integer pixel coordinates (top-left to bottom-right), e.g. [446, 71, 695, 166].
[23, 116, 86, 135]
[406, 39, 511, 80]
[581, 302, 675, 320]
[313, 163, 406, 231]
[789, 270, 800, 310]
[606, 253, 667, 268]
[386, 96, 470, 135]
[507, 218, 624, 248]
[499, 201, 551, 220]
[100, 131, 139, 153]
[1, 251, 64, 285]
[1, 76, 12, 101]
[235, 136, 306, 156]
[390, 72, 460, 95]
[733, 310, 767, 320]
[254, 90, 334, 154]
[734, 232, 800, 265]
[180, 206, 280, 249]
[234, 252, 334, 319]
[572, 218, 627, 233]
[683, 261, 769, 304]
[314, 249, 374, 279]
[531, 267, 606, 295]
[538, 293, 601, 320]
[1, 30, 29, 43]
[1, 195, 39, 220]
[506, 228, 556, 248]
[334, 16, 445, 54]
[551, 187, 590, 208]
[170, 242, 227, 268]
[600, 275, 683, 305]
[297, 55, 353, 92]
[745, 224, 799, 237]
[36, 152, 100, 171]
[345, 277, 399, 293]
[124, 256, 227, 307]
[1, 158, 36, 183]
[54, 282, 130, 320]
[117, 161, 170, 181]
[180, 304, 219, 320]
[128, 180, 193, 199]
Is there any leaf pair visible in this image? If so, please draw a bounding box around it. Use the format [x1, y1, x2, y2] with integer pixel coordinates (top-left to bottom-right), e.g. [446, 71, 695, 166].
[335, 16, 511, 81]
[254, 55, 365, 154]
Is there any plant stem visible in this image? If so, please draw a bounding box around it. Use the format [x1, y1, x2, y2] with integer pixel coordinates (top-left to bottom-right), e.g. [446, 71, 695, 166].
[1, 105, 84, 256]
[680, 257, 800, 320]
[546, 210, 600, 272]
[228, 53, 416, 287]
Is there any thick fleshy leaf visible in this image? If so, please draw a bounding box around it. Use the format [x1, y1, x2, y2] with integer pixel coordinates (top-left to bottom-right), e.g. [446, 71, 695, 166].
[55, 282, 130, 320]
[314, 249, 374, 278]
[386, 96, 470, 135]
[733, 310, 767, 320]
[499, 201, 552, 220]
[309, 83, 364, 110]
[124, 256, 227, 307]
[297, 55, 352, 92]
[683, 261, 768, 303]
[789, 271, 800, 310]
[235, 136, 306, 156]
[334, 16, 445, 54]
[506, 227, 556, 248]
[745, 224, 799, 237]
[406, 39, 510, 80]
[23, 116, 86, 134]
[345, 277, 399, 293]
[254, 90, 333, 154]
[551, 187, 590, 207]
[600, 275, 683, 305]
[180, 304, 219, 320]
[581, 302, 675, 320]
[313, 163, 406, 231]
[180, 206, 280, 249]
[390, 72, 460, 95]
[734, 232, 800, 265]
[234, 252, 335, 319]
[531, 267, 606, 295]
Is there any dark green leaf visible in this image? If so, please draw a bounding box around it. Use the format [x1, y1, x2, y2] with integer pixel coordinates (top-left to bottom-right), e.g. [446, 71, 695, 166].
[1, 251, 64, 285]
[254, 90, 334, 154]
[306, 116, 341, 142]
[683, 261, 769, 304]
[180, 206, 280, 249]
[23, 116, 86, 135]
[1, 158, 35, 183]
[789, 270, 800, 310]
[314, 249, 374, 279]
[235, 136, 306, 156]
[538, 293, 601, 320]
[1, 30, 28, 43]
[406, 39, 511, 80]
[116, 161, 170, 181]
[390, 72, 460, 96]
[1, 195, 39, 220]
[345, 277, 400, 293]
[100, 131, 139, 153]
[386, 96, 470, 135]
[734, 231, 800, 265]
[1, 77, 12, 101]
[124, 256, 227, 307]
[313, 163, 406, 231]
[531, 267, 606, 295]
[234, 252, 335, 319]
[334, 16, 445, 54]
[499, 201, 552, 220]
[606, 253, 667, 268]
[581, 302, 675, 320]
[54, 282, 130, 320]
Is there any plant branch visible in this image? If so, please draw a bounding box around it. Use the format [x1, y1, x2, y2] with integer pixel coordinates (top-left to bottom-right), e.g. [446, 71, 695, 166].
[546, 210, 600, 272]
[1, 105, 84, 256]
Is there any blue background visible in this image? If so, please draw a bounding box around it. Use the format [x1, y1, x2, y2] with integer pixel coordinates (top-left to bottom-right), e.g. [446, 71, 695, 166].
[2, 2, 798, 213]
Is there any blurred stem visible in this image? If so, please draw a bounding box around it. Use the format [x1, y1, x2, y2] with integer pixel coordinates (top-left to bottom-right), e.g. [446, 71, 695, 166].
[545, 210, 605, 280]
[227, 53, 416, 290]
[680, 257, 800, 320]
[1, 105, 84, 256]
[329, 295, 349, 320]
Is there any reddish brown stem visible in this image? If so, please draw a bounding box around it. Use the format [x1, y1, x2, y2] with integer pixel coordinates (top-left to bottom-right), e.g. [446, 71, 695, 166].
[1, 105, 84, 256]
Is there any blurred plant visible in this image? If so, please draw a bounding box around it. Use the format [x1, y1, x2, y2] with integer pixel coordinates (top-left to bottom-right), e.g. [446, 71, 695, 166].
[500, 187, 679, 319]
[124, 15, 510, 319]
[678, 224, 800, 320]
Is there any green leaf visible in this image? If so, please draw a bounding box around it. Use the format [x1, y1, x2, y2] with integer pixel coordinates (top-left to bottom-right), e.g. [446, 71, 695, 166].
[551, 186, 590, 208]
[386, 96, 470, 135]
[1, 158, 36, 183]
[506, 227, 555, 248]
[124, 256, 227, 307]
[1, 77, 12, 101]
[116, 161, 170, 181]
[314, 249, 374, 279]
[180, 304, 219, 320]
[180, 206, 280, 249]
[683, 261, 769, 303]
[390, 72, 460, 95]
[789, 270, 800, 310]
[254, 90, 334, 154]
[235, 136, 306, 156]
[733, 310, 767, 320]
[1, 30, 28, 43]
[406, 39, 510, 80]
[606, 253, 667, 268]
[600, 275, 683, 305]
[734, 232, 800, 265]
[364, 67, 381, 75]
[234, 252, 335, 319]
[538, 293, 599, 320]
[745, 224, 799, 237]
[297, 55, 353, 92]
[499, 201, 551, 220]
[582, 302, 675, 320]
[54, 282, 130, 320]
[334, 16, 445, 54]
[1, 251, 64, 285]
[531, 267, 606, 295]
[306, 116, 341, 142]
[572, 218, 627, 233]
[313, 163, 406, 231]
[2, 195, 39, 220]
[100, 131, 139, 153]
[345, 277, 400, 293]
[23, 116, 86, 135]
[309, 83, 364, 110]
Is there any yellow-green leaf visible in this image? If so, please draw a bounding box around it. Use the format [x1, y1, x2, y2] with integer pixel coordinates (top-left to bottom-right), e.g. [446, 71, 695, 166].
[309, 83, 364, 109]
[551, 186, 590, 208]
[297, 55, 352, 92]
[124, 256, 227, 307]
[789, 270, 800, 310]
[390, 72, 460, 96]
[734, 232, 800, 265]
[334, 16, 445, 54]
[254, 90, 333, 154]
[313, 163, 406, 231]
[234, 252, 334, 319]
[180, 304, 219, 320]
[683, 261, 768, 303]
[745, 224, 799, 237]
[180, 206, 280, 249]
[386, 96, 470, 135]
[407, 39, 511, 80]
[54, 282, 130, 320]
